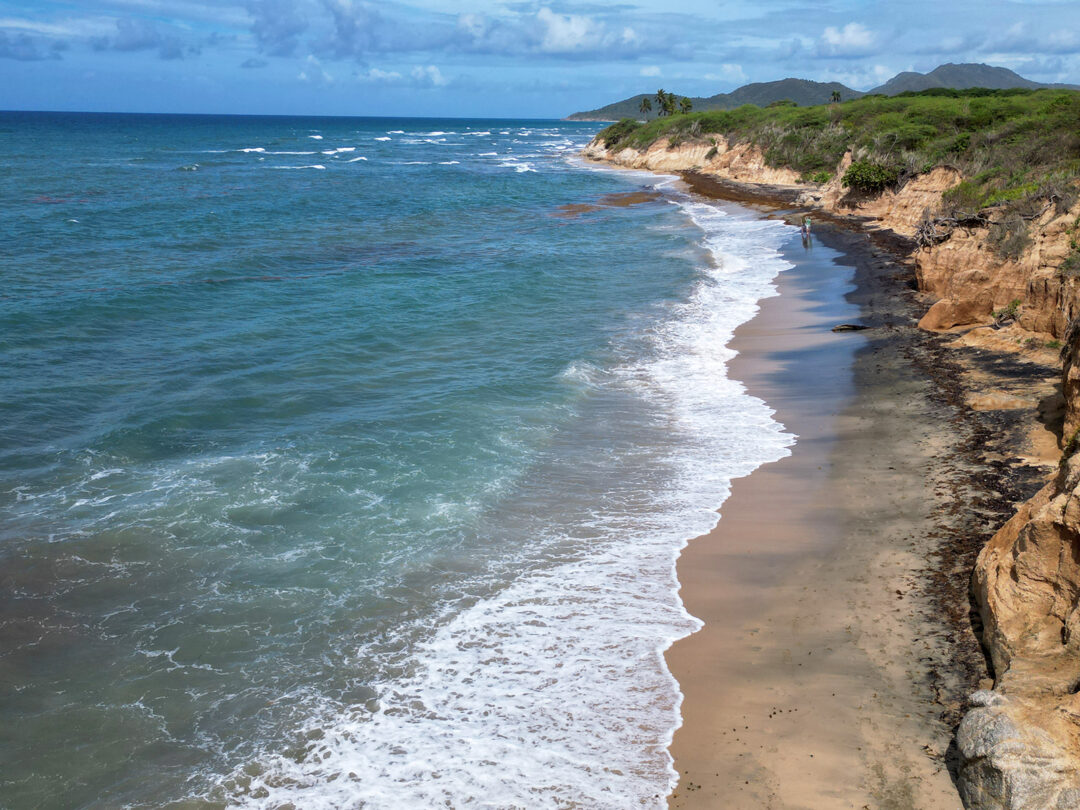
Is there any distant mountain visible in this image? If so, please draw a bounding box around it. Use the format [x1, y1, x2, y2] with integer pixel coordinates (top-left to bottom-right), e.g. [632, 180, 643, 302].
[566, 78, 861, 121]
[868, 63, 1050, 95]
[566, 62, 1078, 121]
[714, 78, 862, 108]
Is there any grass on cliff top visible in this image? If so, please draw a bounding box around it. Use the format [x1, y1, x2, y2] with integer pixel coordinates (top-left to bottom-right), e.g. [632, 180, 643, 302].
[599, 88, 1080, 227]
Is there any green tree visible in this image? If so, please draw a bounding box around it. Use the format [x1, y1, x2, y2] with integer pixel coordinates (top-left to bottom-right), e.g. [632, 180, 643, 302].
[841, 160, 899, 192]
[679, 97, 693, 114]
[830, 90, 842, 103]
[639, 96, 653, 121]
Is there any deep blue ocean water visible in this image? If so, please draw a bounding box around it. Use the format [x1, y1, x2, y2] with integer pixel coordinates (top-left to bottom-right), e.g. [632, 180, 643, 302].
[0, 112, 796, 808]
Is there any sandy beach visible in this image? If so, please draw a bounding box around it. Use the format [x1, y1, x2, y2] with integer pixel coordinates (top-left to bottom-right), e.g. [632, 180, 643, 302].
[666, 201, 986, 809]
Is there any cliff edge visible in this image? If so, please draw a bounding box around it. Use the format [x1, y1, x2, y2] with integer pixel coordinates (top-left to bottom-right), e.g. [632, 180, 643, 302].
[956, 324, 1080, 809]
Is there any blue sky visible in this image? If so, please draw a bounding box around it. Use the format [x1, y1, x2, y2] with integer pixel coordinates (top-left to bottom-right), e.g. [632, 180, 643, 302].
[2, 0, 1078, 118]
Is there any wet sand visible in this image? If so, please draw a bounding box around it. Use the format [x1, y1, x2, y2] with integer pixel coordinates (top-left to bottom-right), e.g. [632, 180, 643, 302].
[667, 208, 972, 809]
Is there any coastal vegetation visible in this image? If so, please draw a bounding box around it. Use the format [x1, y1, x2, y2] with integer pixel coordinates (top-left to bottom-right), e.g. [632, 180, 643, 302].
[651, 89, 692, 118]
[566, 63, 1076, 122]
[1062, 216, 1080, 278]
[597, 87, 1080, 256]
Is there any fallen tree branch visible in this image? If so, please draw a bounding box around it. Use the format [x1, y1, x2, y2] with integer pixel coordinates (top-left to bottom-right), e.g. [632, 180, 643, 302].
[915, 200, 1056, 249]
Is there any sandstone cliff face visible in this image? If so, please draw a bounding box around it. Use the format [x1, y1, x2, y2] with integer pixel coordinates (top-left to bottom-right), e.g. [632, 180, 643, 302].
[582, 136, 962, 235]
[581, 135, 802, 185]
[810, 154, 963, 238]
[917, 206, 1080, 335]
[583, 135, 1080, 338]
[957, 330, 1080, 809]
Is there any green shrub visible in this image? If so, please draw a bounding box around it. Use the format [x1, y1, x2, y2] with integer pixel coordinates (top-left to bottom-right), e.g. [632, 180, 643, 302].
[877, 123, 939, 151]
[841, 160, 900, 192]
[989, 214, 1031, 261]
[804, 170, 833, 184]
[1065, 427, 1080, 457]
[601, 118, 642, 149]
[943, 132, 970, 155]
[942, 180, 983, 214]
[992, 298, 1022, 322]
[984, 182, 1040, 206]
[1061, 218, 1080, 278]
[594, 87, 1080, 236]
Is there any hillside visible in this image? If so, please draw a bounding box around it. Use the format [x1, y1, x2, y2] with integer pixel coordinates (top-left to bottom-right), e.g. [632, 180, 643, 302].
[593, 87, 1079, 246]
[716, 78, 862, 109]
[870, 62, 1051, 95]
[568, 62, 1077, 121]
[566, 78, 860, 121]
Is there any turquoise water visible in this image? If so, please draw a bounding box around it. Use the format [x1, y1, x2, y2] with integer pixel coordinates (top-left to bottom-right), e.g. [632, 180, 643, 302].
[0, 113, 795, 808]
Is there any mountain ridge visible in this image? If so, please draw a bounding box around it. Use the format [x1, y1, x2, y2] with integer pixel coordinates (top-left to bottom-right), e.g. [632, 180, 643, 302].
[567, 62, 1078, 121]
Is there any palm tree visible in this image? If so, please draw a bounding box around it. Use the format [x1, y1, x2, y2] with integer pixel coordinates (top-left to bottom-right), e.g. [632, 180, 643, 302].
[830, 90, 842, 103]
[654, 90, 677, 117]
[639, 96, 652, 121]
[679, 97, 693, 114]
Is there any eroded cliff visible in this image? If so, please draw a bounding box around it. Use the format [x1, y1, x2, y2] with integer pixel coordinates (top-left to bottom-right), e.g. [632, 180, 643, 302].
[956, 327, 1080, 809]
[582, 135, 1080, 344]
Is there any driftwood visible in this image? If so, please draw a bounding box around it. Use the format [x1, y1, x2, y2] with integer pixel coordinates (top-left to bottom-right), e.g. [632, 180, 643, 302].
[915, 211, 991, 248]
[915, 200, 1055, 249]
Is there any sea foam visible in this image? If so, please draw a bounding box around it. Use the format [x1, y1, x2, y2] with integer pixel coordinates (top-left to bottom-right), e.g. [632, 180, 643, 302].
[221, 175, 797, 810]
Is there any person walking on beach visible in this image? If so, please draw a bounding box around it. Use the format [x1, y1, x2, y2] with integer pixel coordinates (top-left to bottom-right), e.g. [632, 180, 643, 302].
[802, 215, 812, 238]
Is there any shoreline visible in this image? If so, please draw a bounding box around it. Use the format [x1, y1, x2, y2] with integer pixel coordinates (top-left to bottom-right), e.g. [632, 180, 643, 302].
[662, 181, 992, 808]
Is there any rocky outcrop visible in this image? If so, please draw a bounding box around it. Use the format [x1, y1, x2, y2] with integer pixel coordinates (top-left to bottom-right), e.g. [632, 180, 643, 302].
[955, 329, 1080, 809]
[916, 206, 1080, 335]
[581, 136, 963, 237]
[809, 154, 963, 238]
[956, 690, 1080, 809]
[582, 135, 803, 185]
[583, 134, 1080, 339]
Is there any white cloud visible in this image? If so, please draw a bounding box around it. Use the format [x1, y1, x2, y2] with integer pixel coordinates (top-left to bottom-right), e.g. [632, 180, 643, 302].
[1047, 30, 1080, 53]
[456, 13, 487, 40]
[523, 7, 653, 57]
[355, 64, 447, 88]
[298, 53, 333, 83]
[814, 63, 898, 91]
[411, 64, 446, 86]
[640, 65, 660, 76]
[817, 22, 877, 57]
[702, 62, 747, 83]
[360, 66, 402, 82]
[536, 7, 602, 54]
[102, 0, 251, 28]
[0, 15, 114, 38]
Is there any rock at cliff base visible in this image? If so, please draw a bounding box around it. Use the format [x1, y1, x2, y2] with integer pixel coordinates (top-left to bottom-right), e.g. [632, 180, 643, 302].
[957, 691, 1080, 810]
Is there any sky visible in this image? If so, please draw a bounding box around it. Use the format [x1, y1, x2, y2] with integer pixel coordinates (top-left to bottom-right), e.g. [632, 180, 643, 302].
[2, 0, 1079, 118]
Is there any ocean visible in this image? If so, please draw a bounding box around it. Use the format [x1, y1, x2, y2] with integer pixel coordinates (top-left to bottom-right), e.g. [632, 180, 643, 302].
[0, 112, 795, 808]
